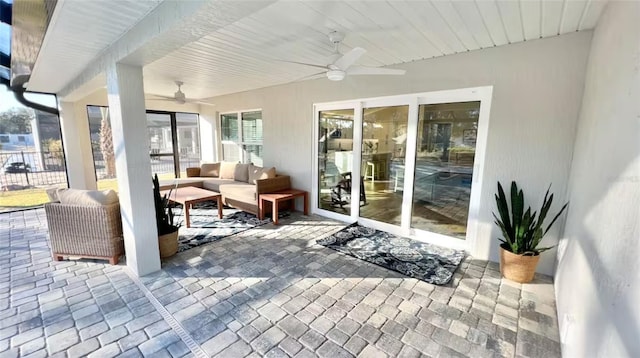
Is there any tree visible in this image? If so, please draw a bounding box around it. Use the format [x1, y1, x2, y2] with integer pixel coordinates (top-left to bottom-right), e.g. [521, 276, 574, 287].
[44, 139, 64, 160]
[99, 107, 116, 178]
[0, 108, 34, 134]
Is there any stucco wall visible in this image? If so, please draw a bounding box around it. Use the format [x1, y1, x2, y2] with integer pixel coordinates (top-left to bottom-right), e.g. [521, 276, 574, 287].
[554, 2, 640, 357]
[203, 32, 592, 275]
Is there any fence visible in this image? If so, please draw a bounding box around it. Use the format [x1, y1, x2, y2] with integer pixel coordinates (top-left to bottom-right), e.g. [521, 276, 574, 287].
[1, 149, 202, 190]
[0, 150, 67, 190]
[93, 152, 202, 180]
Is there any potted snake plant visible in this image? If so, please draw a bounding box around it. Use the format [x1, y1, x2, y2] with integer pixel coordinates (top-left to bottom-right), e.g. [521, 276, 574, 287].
[493, 181, 568, 283]
[153, 174, 181, 258]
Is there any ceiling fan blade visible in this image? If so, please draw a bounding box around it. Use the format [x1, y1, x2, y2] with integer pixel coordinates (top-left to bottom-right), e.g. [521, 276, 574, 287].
[347, 66, 406, 76]
[146, 94, 174, 100]
[294, 71, 327, 82]
[333, 47, 366, 70]
[185, 98, 216, 106]
[276, 60, 328, 70]
[146, 97, 177, 102]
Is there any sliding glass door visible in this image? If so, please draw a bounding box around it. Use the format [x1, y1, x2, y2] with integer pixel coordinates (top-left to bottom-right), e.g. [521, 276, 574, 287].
[147, 112, 177, 177]
[359, 105, 409, 226]
[313, 87, 491, 250]
[317, 109, 355, 215]
[411, 102, 480, 239]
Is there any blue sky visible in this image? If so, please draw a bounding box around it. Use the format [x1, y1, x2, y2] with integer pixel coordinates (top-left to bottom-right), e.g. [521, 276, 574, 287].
[0, 86, 57, 113]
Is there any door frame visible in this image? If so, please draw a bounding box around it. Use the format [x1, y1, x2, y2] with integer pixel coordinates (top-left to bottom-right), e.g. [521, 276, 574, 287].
[312, 86, 493, 252]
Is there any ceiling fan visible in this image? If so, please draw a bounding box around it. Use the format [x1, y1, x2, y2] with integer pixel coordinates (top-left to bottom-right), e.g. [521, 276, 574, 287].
[285, 31, 406, 81]
[146, 81, 214, 105]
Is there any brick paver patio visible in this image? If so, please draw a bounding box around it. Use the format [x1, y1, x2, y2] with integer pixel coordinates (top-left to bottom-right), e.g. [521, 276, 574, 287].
[0, 209, 561, 357]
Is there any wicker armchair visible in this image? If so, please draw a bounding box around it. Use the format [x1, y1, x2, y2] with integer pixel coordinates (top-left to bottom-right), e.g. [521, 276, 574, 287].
[44, 202, 124, 265]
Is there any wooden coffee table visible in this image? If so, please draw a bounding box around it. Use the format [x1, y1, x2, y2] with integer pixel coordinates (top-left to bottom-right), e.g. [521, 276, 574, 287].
[259, 189, 308, 225]
[160, 187, 222, 228]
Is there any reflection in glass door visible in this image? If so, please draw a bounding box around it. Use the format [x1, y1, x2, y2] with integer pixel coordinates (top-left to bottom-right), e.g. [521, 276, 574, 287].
[411, 101, 480, 239]
[359, 105, 409, 225]
[176, 113, 201, 174]
[317, 109, 355, 214]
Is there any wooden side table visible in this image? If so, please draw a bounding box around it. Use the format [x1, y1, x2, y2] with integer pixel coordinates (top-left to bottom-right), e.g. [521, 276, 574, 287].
[259, 189, 308, 225]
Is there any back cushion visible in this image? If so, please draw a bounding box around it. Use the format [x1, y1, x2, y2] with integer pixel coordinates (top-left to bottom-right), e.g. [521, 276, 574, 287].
[219, 162, 237, 179]
[234, 163, 251, 183]
[58, 189, 119, 206]
[200, 163, 220, 177]
[46, 187, 62, 202]
[248, 165, 276, 184]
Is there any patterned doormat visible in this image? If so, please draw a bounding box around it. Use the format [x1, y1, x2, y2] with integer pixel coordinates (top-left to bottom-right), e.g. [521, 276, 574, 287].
[317, 223, 465, 285]
[172, 202, 287, 253]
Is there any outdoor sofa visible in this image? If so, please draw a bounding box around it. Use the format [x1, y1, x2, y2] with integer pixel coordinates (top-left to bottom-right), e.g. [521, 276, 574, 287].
[160, 162, 291, 216]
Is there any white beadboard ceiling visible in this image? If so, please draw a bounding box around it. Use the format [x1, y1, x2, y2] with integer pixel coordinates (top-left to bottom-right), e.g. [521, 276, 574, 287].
[28, 0, 608, 101]
[27, 0, 162, 92]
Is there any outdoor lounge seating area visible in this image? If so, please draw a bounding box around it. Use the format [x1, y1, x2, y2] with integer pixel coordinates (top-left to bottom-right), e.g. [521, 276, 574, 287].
[1, 1, 638, 357]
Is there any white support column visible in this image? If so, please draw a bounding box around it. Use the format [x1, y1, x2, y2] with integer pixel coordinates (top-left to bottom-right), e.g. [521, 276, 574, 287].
[106, 63, 160, 276]
[58, 101, 97, 189]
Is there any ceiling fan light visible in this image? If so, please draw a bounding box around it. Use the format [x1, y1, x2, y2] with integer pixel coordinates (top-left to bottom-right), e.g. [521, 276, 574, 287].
[327, 70, 346, 81]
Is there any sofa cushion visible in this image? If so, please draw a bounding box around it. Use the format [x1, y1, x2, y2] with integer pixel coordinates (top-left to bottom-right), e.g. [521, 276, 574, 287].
[202, 178, 236, 192]
[219, 182, 257, 204]
[234, 163, 251, 183]
[58, 189, 119, 206]
[219, 162, 237, 179]
[200, 163, 220, 177]
[248, 165, 276, 184]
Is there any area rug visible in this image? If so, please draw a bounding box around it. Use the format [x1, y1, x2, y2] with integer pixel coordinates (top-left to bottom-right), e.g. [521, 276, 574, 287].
[172, 202, 287, 252]
[317, 223, 465, 285]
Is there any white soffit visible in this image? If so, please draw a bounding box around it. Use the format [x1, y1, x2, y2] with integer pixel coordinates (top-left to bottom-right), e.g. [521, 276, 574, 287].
[28, 0, 162, 93]
[143, 0, 608, 100]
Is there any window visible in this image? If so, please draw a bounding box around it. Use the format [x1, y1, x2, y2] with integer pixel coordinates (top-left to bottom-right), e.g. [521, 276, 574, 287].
[220, 110, 263, 166]
[0, 136, 8, 143]
[87, 106, 201, 181]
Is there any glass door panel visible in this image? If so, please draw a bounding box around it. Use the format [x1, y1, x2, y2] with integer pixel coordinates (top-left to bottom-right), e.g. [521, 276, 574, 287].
[176, 112, 200, 175]
[359, 105, 409, 225]
[317, 109, 354, 214]
[411, 101, 480, 239]
[147, 112, 177, 178]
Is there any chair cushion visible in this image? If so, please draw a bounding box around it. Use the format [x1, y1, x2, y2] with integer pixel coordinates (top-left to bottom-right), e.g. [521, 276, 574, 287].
[219, 162, 237, 179]
[234, 163, 251, 183]
[58, 189, 119, 206]
[46, 187, 63, 202]
[248, 165, 276, 184]
[200, 163, 220, 177]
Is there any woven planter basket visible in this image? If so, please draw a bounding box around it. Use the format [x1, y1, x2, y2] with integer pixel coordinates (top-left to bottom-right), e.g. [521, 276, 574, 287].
[158, 230, 179, 258]
[499, 245, 540, 283]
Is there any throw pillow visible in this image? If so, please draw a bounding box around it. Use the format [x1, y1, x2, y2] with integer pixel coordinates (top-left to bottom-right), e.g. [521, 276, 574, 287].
[249, 165, 276, 184]
[58, 189, 119, 206]
[234, 163, 251, 183]
[219, 162, 237, 179]
[200, 163, 220, 177]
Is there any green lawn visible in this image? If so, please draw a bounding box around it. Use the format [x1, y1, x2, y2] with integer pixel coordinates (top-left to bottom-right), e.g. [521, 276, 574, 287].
[0, 173, 178, 211]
